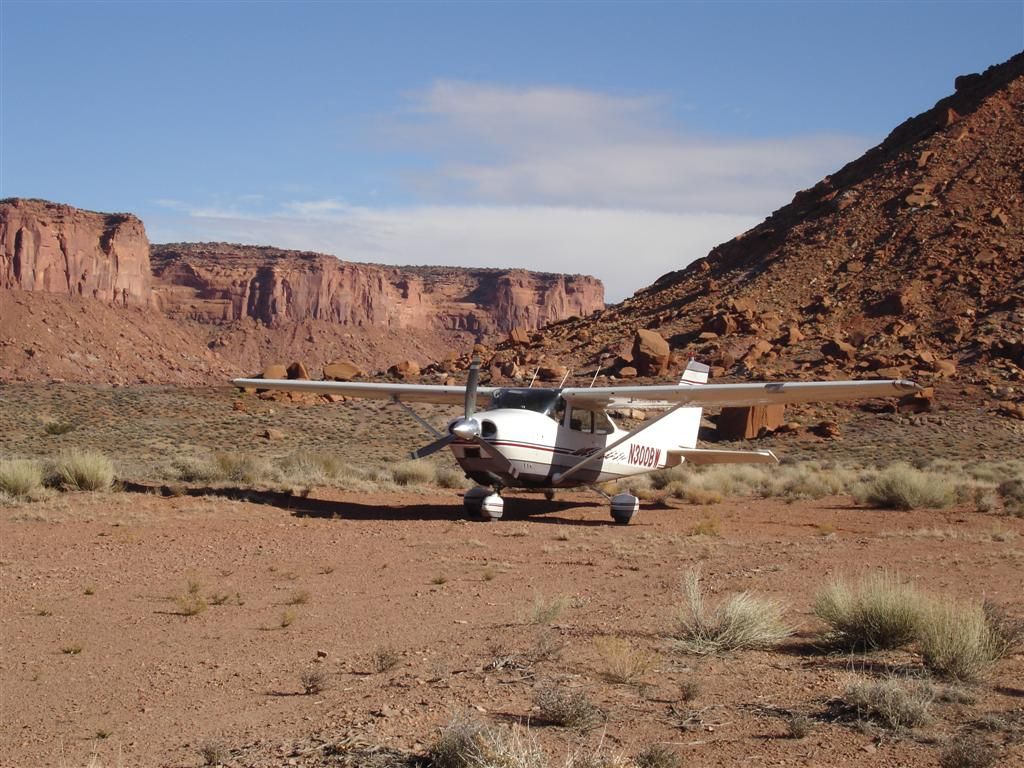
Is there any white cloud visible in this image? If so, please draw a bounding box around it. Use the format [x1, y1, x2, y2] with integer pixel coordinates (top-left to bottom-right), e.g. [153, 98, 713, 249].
[390, 80, 870, 214]
[147, 203, 758, 303]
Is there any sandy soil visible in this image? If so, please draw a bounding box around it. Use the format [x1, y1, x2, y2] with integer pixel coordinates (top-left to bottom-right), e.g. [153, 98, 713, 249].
[2, 487, 1022, 768]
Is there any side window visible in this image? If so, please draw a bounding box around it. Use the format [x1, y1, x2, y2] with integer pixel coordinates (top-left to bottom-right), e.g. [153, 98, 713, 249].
[569, 408, 593, 432]
[592, 411, 614, 435]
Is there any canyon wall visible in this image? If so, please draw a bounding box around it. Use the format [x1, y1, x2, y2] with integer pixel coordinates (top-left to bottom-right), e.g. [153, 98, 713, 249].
[0, 198, 151, 305]
[151, 243, 604, 335]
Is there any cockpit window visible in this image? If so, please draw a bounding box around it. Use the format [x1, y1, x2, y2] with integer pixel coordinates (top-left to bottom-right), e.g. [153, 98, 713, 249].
[568, 407, 615, 435]
[490, 388, 564, 421]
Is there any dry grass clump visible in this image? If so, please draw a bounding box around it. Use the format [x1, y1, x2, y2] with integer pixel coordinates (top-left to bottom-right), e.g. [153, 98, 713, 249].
[372, 645, 401, 673]
[633, 744, 681, 768]
[429, 717, 544, 768]
[533, 685, 603, 730]
[938, 737, 999, 768]
[594, 636, 655, 684]
[198, 740, 229, 766]
[172, 451, 277, 485]
[843, 676, 935, 730]
[51, 449, 114, 491]
[997, 478, 1024, 516]
[675, 569, 792, 654]
[760, 462, 857, 500]
[175, 579, 208, 616]
[813, 572, 925, 651]
[917, 599, 1006, 681]
[0, 458, 45, 501]
[853, 463, 955, 510]
[528, 594, 570, 625]
[390, 460, 437, 487]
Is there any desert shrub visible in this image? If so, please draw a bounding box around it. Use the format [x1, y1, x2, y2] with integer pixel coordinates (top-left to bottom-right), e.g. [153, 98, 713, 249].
[300, 666, 328, 694]
[175, 579, 207, 616]
[997, 478, 1024, 516]
[813, 571, 925, 650]
[390, 460, 436, 486]
[534, 686, 602, 730]
[634, 744, 681, 768]
[844, 677, 935, 730]
[786, 714, 813, 739]
[594, 636, 654, 684]
[429, 717, 544, 768]
[939, 738, 999, 768]
[198, 740, 229, 766]
[528, 594, 569, 625]
[372, 645, 401, 673]
[675, 569, 792, 654]
[689, 516, 720, 536]
[51, 449, 114, 491]
[43, 420, 75, 436]
[0, 458, 45, 500]
[853, 463, 955, 510]
[917, 599, 1003, 681]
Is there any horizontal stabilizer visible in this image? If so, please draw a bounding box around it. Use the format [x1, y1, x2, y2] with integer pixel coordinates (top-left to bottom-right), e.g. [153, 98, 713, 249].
[670, 448, 779, 465]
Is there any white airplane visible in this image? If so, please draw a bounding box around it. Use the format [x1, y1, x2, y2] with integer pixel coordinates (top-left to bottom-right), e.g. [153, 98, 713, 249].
[233, 360, 919, 524]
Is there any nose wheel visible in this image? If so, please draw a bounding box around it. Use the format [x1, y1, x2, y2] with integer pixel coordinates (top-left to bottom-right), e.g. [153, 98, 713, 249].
[464, 486, 504, 521]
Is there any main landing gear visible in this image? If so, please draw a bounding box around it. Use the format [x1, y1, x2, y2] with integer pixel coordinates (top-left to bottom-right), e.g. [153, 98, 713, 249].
[586, 485, 640, 525]
[464, 486, 640, 525]
[464, 486, 504, 521]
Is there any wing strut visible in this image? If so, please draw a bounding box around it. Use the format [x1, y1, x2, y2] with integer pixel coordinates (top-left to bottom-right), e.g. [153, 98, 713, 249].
[551, 402, 687, 486]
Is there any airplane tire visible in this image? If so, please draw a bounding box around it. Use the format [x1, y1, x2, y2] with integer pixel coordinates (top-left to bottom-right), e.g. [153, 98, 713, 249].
[610, 493, 639, 525]
[464, 486, 490, 518]
[479, 493, 504, 521]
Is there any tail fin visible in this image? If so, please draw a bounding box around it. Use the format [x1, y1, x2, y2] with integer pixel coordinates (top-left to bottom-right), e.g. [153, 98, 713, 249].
[679, 360, 709, 385]
[643, 360, 708, 450]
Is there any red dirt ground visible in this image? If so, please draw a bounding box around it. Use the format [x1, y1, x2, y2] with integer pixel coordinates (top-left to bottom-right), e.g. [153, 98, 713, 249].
[2, 488, 1022, 767]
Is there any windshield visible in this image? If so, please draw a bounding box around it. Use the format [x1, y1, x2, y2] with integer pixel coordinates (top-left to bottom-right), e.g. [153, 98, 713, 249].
[490, 388, 563, 418]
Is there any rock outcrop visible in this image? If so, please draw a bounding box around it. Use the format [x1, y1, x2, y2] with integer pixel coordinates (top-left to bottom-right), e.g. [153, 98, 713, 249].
[1, 198, 151, 305]
[150, 243, 603, 336]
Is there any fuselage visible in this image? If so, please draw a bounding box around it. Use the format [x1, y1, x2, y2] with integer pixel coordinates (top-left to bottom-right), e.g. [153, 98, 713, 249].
[450, 387, 683, 488]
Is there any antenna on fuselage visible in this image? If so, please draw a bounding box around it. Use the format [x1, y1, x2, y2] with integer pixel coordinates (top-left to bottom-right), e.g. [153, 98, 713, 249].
[558, 369, 571, 388]
[528, 368, 539, 388]
[589, 355, 606, 388]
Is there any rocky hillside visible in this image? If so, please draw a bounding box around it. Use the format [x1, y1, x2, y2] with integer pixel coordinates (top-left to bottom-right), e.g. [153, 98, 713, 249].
[494, 53, 1023, 407]
[0, 198, 151, 305]
[151, 243, 604, 335]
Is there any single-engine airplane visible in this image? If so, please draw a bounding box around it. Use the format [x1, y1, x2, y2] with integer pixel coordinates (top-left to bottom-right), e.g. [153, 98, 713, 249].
[233, 360, 919, 524]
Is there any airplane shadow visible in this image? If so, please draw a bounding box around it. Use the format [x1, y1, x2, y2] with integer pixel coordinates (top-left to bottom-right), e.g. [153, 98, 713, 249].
[122, 482, 615, 526]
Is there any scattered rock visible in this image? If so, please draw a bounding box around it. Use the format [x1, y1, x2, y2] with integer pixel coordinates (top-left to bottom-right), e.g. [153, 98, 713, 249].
[388, 360, 421, 379]
[717, 405, 785, 440]
[323, 360, 362, 381]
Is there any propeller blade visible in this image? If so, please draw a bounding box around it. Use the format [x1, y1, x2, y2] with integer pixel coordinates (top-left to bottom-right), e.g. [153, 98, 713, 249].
[464, 355, 481, 418]
[409, 433, 455, 460]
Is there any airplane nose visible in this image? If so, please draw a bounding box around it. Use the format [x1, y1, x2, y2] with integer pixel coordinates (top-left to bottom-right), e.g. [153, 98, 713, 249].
[451, 418, 480, 440]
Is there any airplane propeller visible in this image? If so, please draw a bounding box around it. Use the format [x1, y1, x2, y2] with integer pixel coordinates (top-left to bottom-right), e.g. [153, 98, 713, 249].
[409, 355, 481, 459]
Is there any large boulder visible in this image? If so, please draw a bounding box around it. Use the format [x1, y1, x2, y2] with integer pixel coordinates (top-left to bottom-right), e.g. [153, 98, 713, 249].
[388, 360, 421, 379]
[717, 405, 785, 441]
[287, 361, 310, 380]
[632, 329, 670, 376]
[262, 363, 288, 380]
[323, 360, 362, 381]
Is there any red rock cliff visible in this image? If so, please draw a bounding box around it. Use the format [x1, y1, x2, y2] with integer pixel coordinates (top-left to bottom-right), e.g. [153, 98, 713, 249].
[151, 243, 604, 336]
[0, 198, 151, 305]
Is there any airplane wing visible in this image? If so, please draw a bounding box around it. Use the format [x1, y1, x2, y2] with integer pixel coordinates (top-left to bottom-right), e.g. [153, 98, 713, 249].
[231, 378, 496, 407]
[561, 379, 920, 410]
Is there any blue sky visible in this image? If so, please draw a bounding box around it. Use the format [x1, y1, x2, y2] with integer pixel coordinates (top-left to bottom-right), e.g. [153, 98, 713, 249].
[2, 1, 1021, 300]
